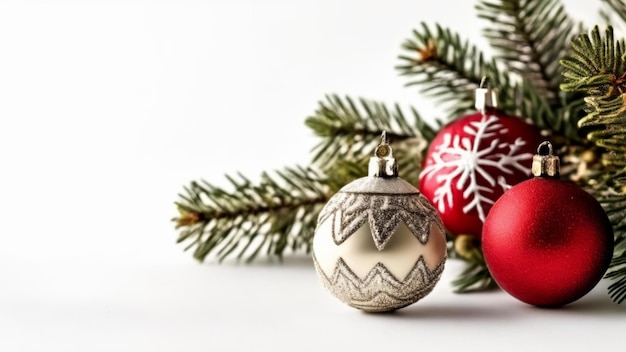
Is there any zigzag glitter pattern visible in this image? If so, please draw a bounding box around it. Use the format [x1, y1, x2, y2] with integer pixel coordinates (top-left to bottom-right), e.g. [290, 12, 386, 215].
[317, 190, 444, 250]
[313, 254, 446, 312]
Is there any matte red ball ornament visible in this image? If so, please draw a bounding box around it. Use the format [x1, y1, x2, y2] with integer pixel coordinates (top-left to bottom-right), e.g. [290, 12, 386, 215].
[482, 141, 614, 307]
[419, 79, 543, 238]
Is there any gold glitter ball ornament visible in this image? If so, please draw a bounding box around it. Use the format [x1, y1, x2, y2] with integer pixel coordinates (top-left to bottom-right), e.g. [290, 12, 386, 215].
[312, 133, 447, 312]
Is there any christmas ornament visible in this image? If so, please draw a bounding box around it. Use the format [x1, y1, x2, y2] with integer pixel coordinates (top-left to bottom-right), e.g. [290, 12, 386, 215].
[482, 141, 614, 307]
[312, 133, 447, 313]
[419, 78, 543, 239]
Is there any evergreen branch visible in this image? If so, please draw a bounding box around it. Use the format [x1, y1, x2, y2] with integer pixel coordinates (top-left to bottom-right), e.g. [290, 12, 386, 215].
[304, 94, 439, 184]
[560, 26, 626, 167]
[394, 21, 581, 137]
[561, 25, 626, 303]
[396, 22, 492, 117]
[173, 166, 330, 262]
[450, 235, 496, 293]
[602, 0, 626, 26]
[600, 190, 626, 303]
[476, 0, 577, 100]
[452, 262, 496, 293]
[560, 26, 626, 94]
[581, 94, 626, 167]
[511, 80, 582, 142]
[475, 0, 587, 142]
[486, 75, 581, 143]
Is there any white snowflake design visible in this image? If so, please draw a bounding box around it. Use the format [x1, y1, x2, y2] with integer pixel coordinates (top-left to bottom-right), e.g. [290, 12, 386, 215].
[419, 114, 533, 222]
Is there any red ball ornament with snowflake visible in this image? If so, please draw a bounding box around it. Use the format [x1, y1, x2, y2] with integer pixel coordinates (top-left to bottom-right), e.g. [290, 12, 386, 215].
[419, 79, 544, 239]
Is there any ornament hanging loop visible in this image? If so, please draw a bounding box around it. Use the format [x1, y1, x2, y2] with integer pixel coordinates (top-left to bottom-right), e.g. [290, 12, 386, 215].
[375, 131, 392, 158]
[369, 131, 398, 178]
[532, 141, 560, 178]
[475, 76, 498, 113]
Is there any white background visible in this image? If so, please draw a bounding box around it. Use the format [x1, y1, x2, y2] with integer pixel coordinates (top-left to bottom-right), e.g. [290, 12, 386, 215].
[1, 1, 625, 351]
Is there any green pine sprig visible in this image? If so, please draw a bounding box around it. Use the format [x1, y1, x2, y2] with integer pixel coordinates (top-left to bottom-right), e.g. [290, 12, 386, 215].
[603, 191, 626, 303]
[395, 18, 581, 141]
[475, 0, 585, 140]
[476, 0, 576, 99]
[602, 0, 626, 26]
[560, 25, 626, 166]
[449, 235, 497, 292]
[173, 166, 330, 262]
[174, 96, 440, 263]
[396, 22, 491, 117]
[560, 24, 626, 304]
[305, 94, 440, 185]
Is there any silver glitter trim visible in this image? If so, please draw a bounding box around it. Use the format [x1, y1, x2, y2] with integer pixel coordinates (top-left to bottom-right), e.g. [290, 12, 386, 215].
[317, 178, 444, 250]
[313, 253, 446, 312]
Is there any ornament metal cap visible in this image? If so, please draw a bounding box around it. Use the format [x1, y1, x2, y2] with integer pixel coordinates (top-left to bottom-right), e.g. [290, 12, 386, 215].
[532, 141, 560, 178]
[475, 76, 498, 112]
[368, 131, 398, 178]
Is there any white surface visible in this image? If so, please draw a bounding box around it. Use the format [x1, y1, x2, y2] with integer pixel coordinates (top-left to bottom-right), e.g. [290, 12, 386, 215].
[0, 1, 624, 351]
[1, 258, 624, 352]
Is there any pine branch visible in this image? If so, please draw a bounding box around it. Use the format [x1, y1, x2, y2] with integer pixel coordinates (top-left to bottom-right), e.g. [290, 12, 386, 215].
[560, 25, 626, 166]
[396, 22, 492, 117]
[394, 21, 580, 140]
[174, 96, 442, 264]
[601, 187, 626, 303]
[476, 0, 588, 141]
[560, 26, 626, 94]
[476, 0, 576, 100]
[581, 95, 626, 167]
[602, 0, 626, 26]
[173, 166, 330, 262]
[560, 25, 626, 303]
[450, 235, 497, 293]
[304, 94, 439, 185]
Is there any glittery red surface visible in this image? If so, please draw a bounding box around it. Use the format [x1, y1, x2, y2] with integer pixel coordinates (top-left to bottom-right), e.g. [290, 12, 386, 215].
[482, 177, 614, 307]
